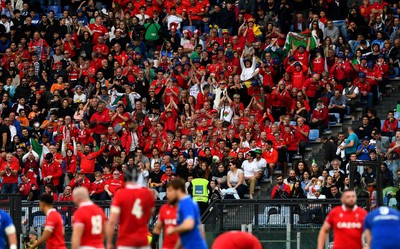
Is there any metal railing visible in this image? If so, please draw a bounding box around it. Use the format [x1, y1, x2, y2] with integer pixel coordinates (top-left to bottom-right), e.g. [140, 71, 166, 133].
[202, 199, 370, 232]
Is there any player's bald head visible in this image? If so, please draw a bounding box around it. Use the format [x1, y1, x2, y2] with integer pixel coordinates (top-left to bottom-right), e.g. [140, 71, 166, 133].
[73, 187, 90, 204]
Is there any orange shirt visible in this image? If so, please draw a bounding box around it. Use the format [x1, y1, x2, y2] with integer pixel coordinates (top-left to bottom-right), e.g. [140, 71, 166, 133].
[50, 83, 65, 93]
[262, 148, 278, 164]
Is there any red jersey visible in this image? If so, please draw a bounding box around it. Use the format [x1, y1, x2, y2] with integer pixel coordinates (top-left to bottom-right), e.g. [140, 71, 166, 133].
[106, 178, 124, 195]
[88, 23, 108, 44]
[325, 205, 367, 249]
[45, 208, 67, 249]
[158, 204, 178, 249]
[110, 184, 155, 247]
[72, 201, 107, 248]
[212, 231, 262, 249]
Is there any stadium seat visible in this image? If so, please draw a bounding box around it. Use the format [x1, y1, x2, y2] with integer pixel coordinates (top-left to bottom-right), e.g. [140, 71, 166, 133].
[32, 216, 46, 227]
[158, 192, 166, 200]
[309, 129, 320, 141]
[182, 26, 195, 33]
[381, 120, 385, 129]
[329, 113, 340, 125]
[394, 112, 400, 119]
[48, 5, 62, 15]
[290, 121, 297, 126]
[268, 214, 284, 225]
[32, 14, 40, 26]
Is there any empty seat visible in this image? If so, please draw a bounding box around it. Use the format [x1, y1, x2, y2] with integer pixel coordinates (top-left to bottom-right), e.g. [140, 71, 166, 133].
[329, 113, 340, 124]
[48, 5, 62, 14]
[381, 120, 385, 129]
[290, 121, 297, 126]
[268, 214, 284, 225]
[32, 216, 46, 227]
[309, 129, 320, 141]
[264, 206, 279, 215]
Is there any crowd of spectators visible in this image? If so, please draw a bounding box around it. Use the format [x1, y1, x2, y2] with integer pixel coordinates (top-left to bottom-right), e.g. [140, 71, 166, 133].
[0, 0, 399, 204]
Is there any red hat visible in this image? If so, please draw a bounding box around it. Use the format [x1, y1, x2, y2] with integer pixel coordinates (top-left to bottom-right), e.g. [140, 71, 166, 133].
[41, 55, 48, 60]
[212, 54, 217, 59]
[54, 61, 62, 65]
[211, 109, 218, 114]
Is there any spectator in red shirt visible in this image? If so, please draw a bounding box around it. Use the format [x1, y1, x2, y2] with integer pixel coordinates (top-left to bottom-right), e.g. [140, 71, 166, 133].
[86, 16, 109, 44]
[271, 175, 291, 199]
[41, 153, 63, 193]
[90, 171, 106, 200]
[270, 81, 291, 120]
[382, 111, 398, 139]
[103, 169, 124, 199]
[90, 102, 111, 144]
[310, 99, 329, 133]
[70, 172, 91, 190]
[286, 61, 308, 90]
[19, 174, 38, 201]
[294, 117, 310, 157]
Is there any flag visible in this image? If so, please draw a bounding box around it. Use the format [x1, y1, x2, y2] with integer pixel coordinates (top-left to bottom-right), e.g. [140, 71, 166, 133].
[110, 90, 134, 112]
[284, 31, 318, 52]
[30, 138, 50, 165]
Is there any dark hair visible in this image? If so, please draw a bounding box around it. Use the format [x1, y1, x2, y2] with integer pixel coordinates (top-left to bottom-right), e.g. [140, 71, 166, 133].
[40, 193, 54, 205]
[167, 178, 186, 192]
[266, 140, 273, 146]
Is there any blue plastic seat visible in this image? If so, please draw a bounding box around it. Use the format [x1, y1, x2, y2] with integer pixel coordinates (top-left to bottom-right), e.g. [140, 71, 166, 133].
[48, 5, 62, 15]
[329, 113, 340, 125]
[309, 129, 320, 141]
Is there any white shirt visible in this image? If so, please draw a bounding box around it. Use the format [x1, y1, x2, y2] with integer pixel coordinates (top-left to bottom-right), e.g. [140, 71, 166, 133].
[255, 158, 267, 170]
[166, 15, 183, 30]
[242, 160, 260, 178]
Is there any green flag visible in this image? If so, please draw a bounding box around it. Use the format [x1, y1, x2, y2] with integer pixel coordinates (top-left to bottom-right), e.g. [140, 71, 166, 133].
[284, 31, 318, 52]
[30, 138, 50, 165]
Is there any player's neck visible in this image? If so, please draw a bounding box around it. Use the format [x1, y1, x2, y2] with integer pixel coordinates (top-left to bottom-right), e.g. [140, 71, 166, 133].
[43, 206, 53, 215]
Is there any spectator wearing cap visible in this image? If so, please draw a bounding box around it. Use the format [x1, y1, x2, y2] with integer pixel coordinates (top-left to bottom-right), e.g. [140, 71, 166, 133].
[224, 51, 239, 77]
[302, 74, 321, 111]
[356, 136, 375, 161]
[286, 61, 307, 90]
[329, 53, 351, 84]
[354, 72, 373, 108]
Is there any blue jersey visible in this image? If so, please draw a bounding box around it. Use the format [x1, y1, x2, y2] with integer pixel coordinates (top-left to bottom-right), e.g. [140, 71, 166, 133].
[0, 210, 15, 249]
[177, 196, 207, 249]
[364, 206, 400, 249]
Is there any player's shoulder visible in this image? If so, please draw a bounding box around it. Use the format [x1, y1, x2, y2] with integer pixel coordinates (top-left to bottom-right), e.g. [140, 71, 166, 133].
[356, 206, 368, 216]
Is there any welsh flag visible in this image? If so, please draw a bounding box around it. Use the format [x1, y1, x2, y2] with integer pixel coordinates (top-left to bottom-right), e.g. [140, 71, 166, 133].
[110, 90, 134, 112]
[284, 31, 318, 51]
[30, 138, 50, 165]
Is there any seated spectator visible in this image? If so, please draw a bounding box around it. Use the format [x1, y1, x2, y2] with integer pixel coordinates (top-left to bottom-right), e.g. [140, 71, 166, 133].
[379, 162, 394, 188]
[294, 117, 310, 157]
[328, 185, 341, 199]
[328, 89, 347, 122]
[355, 115, 373, 140]
[225, 161, 247, 199]
[161, 166, 176, 186]
[149, 162, 165, 193]
[19, 173, 38, 201]
[242, 151, 260, 199]
[373, 131, 390, 158]
[271, 175, 290, 199]
[70, 172, 91, 190]
[290, 181, 305, 198]
[211, 164, 227, 188]
[343, 78, 359, 114]
[284, 170, 298, 190]
[309, 99, 329, 133]
[103, 169, 124, 200]
[357, 134, 374, 157]
[382, 110, 398, 140]
[89, 171, 106, 200]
